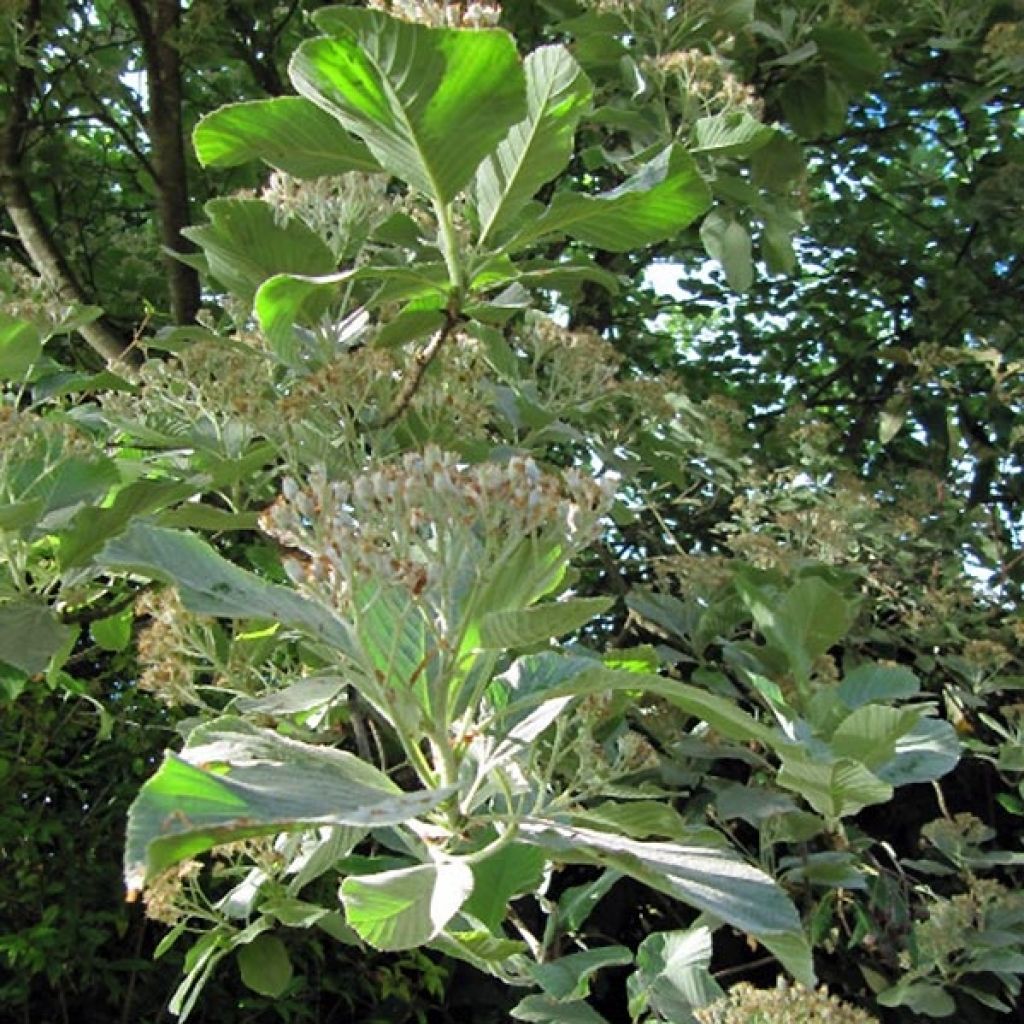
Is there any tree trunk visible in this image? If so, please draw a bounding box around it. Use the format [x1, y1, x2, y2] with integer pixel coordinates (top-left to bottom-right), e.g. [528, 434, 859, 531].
[127, 0, 201, 325]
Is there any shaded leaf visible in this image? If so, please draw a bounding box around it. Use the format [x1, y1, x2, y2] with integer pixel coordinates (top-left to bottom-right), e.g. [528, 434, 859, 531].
[627, 927, 723, 1023]
[237, 934, 292, 997]
[875, 717, 960, 786]
[0, 602, 75, 675]
[838, 663, 920, 709]
[701, 211, 753, 292]
[529, 946, 633, 1001]
[99, 523, 355, 654]
[512, 995, 612, 1023]
[182, 199, 336, 306]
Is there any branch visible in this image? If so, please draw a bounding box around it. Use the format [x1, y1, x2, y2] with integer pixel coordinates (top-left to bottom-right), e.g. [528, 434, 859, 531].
[0, 0, 137, 366]
[374, 312, 462, 429]
[224, 1, 286, 96]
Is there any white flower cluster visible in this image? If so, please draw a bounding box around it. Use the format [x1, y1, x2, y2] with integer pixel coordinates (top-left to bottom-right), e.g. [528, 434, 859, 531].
[260, 447, 615, 606]
[367, 1, 502, 28]
[261, 172, 396, 258]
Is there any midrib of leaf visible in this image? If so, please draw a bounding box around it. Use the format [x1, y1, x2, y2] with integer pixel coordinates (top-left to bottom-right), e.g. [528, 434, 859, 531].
[371, 34, 451, 215]
[478, 71, 561, 247]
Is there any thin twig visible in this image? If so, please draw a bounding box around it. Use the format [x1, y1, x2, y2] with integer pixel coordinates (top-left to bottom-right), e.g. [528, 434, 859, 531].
[374, 312, 461, 428]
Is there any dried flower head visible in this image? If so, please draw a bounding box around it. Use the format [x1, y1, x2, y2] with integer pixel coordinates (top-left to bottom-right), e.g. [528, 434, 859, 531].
[143, 859, 202, 925]
[261, 171, 399, 258]
[260, 447, 615, 611]
[135, 588, 201, 707]
[694, 978, 879, 1024]
[367, 1, 501, 28]
[641, 47, 763, 125]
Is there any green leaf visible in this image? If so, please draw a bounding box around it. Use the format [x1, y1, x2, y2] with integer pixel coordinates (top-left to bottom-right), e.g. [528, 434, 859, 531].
[829, 704, 925, 769]
[234, 675, 345, 718]
[99, 523, 355, 654]
[0, 314, 43, 379]
[529, 946, 633, 1001]
[780, 69, 848, 138]
[877, 980, 956, 1017]
[520, 818, 812, 983]
[237, 934, 293, 997]
[155, 505, 261, 532]
[290, 10, 526, 204]
[693, 111, 775, 157]
[751, 135, 806, 189]
[373, 306, 447, 349]
[464, 842, 546, 931]
[253, 271, 354, 366]
[124, 718, 451, 889]
[478, 596, 612, 649]
[475, 45, 593, 246]
[700, 211, 753, 292]
[838, 663, 920, 708]
[0, 499, 44, 532]
[627, 927, 724, 1023]
[875, 717, 960, 786]
[182, 198, 336, 306]
[21, 455, 120, 536]
[531, 665, 778, 748]
[90, 607, 133, 653]
[812, 23, 885, 92]
[0, 602, 75, 675]
[573, 801, 695, 842]
[194, 97, 381, 177]
[511, 146, 711, 252]
[512, 996, 612, 1023]
[58, 479, 200, 568]
[776, 754, 892, 819]
[340, 859, 474, 950]
[737, 574, 856, 681]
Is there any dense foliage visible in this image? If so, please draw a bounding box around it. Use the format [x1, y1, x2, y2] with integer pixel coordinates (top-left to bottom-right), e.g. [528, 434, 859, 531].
[2, 2, 1023, 1022]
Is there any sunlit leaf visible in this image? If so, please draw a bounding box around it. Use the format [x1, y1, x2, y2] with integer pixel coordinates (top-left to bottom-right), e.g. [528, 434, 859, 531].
[776, 754, 892, 819]
[340, 859, 474, 950]
[478, 596, 612, 649]
[125, 718, 452, 889]
[291, 9, 526, 204]
[475, 45, 593, 246]
[0, 314, 43, 379]
[520, 818, 813, 983]
[511, 147, 711, 252]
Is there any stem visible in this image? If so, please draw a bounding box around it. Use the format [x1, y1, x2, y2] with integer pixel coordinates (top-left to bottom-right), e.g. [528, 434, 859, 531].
[373, 312, 461, 428]
[461, 817, 519, 865]
[434, 198, 466, 296]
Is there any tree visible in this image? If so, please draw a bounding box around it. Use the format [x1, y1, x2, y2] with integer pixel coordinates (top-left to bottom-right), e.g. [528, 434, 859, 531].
[2, 2, 1023, 1022]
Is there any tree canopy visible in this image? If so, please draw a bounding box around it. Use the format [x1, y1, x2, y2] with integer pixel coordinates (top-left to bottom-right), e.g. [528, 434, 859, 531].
[1, 2, 1023, 1022]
